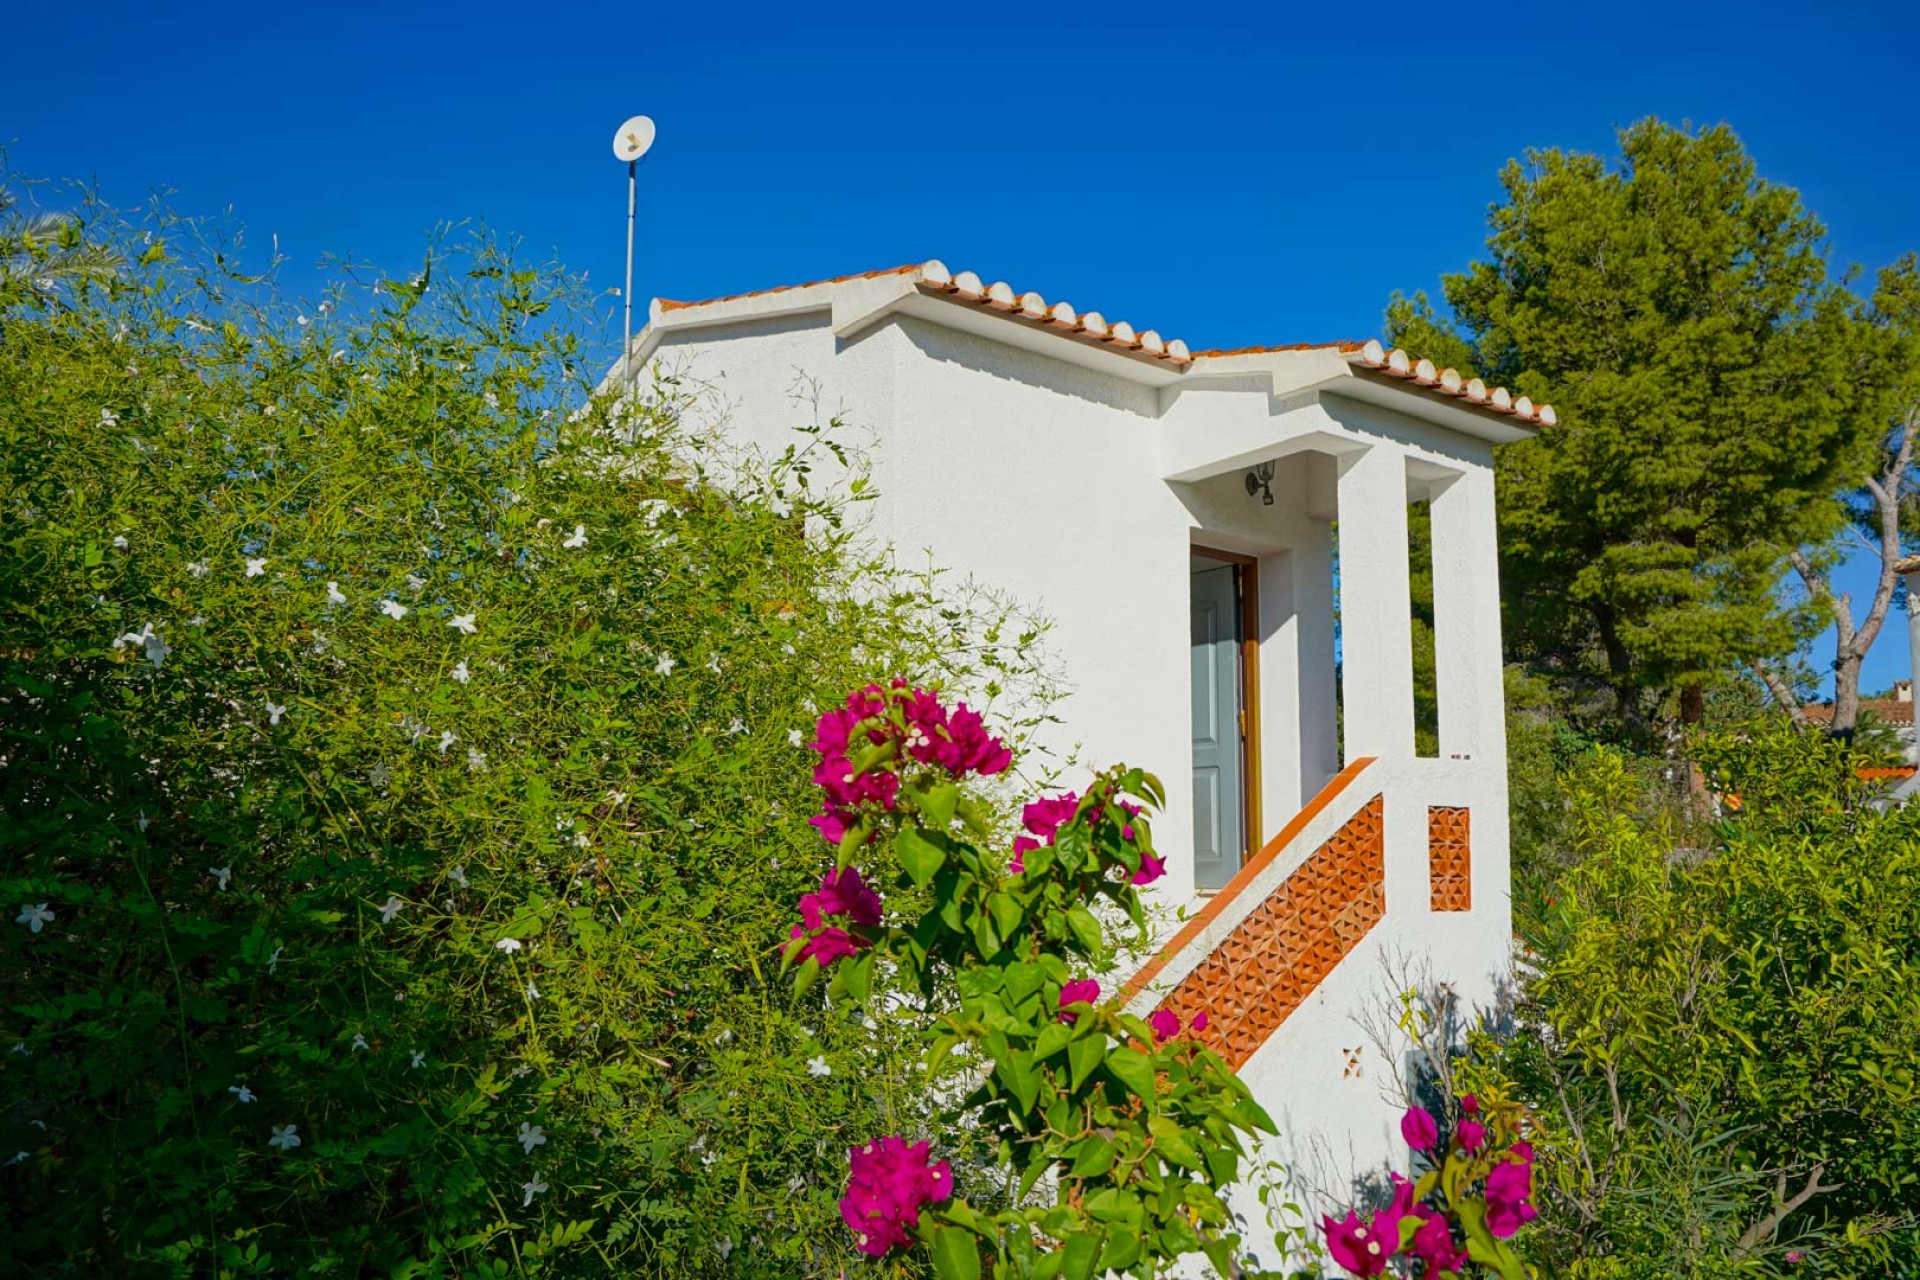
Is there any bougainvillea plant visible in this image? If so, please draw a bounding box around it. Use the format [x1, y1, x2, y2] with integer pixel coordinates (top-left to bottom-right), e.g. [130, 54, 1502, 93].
[784, 681, 1277, 1277]
[1320, 1096, 1538, 1279]
[785, 682, 1545, 1278]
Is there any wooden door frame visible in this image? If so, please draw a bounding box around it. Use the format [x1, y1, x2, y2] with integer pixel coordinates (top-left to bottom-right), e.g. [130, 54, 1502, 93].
[1191, 545, 1262, 864]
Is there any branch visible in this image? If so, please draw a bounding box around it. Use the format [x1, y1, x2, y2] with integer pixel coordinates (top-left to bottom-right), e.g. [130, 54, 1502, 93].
[1730, 1163, 1839, 1260]
[1750, 659, 1809, 724]
[1788, 549, 1855, 651]
[1850, 415, 1916, 658]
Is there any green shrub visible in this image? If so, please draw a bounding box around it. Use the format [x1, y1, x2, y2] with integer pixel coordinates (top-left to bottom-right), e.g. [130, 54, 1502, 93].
[0, 183, 1050, 1276]
[1470, 722, 1920, 1277]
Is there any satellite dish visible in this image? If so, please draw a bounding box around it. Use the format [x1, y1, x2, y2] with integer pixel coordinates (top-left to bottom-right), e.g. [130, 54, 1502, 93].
[613, 115, 657, 162]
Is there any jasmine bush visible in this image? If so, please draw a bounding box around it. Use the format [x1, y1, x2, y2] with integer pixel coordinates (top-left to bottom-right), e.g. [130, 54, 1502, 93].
[0, 183, 1049, 1276]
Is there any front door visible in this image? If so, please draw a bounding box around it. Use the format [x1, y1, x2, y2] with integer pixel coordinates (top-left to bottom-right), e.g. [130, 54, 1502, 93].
[1191, 560, 1245, 891]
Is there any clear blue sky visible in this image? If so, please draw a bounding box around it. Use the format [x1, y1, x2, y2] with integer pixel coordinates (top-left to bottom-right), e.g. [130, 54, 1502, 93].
[6, 0, 1915, 696]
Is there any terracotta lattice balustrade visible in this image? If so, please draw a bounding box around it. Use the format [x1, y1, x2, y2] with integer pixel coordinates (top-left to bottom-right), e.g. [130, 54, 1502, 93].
[1152, 795, 1386, 1069]
[1428, 805, 1472, 912]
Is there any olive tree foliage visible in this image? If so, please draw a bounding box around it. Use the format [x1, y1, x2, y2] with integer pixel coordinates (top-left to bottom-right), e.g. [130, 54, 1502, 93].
[1389, 120, 1891, 733]
[0, 180, 1056, 1277]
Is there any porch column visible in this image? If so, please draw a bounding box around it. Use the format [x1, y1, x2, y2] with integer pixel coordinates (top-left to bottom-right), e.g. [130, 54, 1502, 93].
[1429, 466, 1505, 763]
[1335, 444, 1415, 761]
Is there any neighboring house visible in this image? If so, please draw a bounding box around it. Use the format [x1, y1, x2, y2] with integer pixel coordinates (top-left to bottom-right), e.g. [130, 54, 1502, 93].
[623, 260, 1548, 1237]
[1802, 679, 1920, 766]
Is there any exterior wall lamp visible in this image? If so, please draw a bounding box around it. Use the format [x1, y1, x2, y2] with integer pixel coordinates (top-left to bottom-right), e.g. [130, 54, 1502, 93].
[1244, 461, 1276, 506]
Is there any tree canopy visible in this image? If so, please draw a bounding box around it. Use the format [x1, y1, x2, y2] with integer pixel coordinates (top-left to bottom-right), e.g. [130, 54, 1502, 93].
[1390, 119, 1887, 729]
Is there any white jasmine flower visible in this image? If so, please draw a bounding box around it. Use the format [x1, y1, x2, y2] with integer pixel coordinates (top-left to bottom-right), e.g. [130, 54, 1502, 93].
[370, 762, 391, 788]
[112, 534, 128, 549]
[716, 1239, 734, 1261]
[378, 896, 404, 923]
[448, 865, 468, 888]
[654, 654, 675, 677]
[466, 747, 488, 773]
[495, 937, 523, 953]
[451, 659, 470, 684]
[406, 574, 426, 592]
[187, 561, 209, 578]
[209, 866, 232, 891]
[787, 1173, 806, 1191]
[410, 1050, 426, 1069]
[114, 623, 170, 670]
[705, 652, 723, 674]
[573, 831, 590, 849]
[245, 557, 268, 578]
[771, 496, 792, 518]
[521, 1172, 548, 1205]
[788, 729, 805, 747]
[437, 730, 457, 755]
[137, 812, 150, 832]
[525, 979, 540, 1000]
[15, 904, 54, 933]
[726, 717, 746, 735]
[268, 1124, 301, 1150]
[562, 524, 587, 549]
[326, 581, 346, 604]
[518, 1122, 547, 1154]
[265, 700, 287, 726]
[188, 616, 206, 627]
[296, 314, 309, 326]
[100, 408, 119, 426]
[448, 613, 476, 635]
[806, 1055, 830, 1078]
[263, 404, 276, 416]
[229, 1084, 256, 1103]
[351, 1033, 369, 1052]
[267, 946, 283, 972]
[379, 599, 408, 620]
[606, 789, 629, 807]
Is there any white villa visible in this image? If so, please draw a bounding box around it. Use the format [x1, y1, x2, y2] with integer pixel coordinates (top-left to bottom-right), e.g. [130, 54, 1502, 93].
[622, 260, 1547, 1245]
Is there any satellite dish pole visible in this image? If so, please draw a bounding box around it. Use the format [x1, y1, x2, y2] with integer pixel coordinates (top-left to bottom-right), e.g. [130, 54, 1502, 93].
[612, 115, 658, 390]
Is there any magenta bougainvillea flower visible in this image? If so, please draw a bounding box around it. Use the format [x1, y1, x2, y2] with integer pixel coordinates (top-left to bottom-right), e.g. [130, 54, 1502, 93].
[1322, 1175, 1415, 1276]
[1149, 1008, 1181, 1043]
[789, 867, 883, 969]
[1485, 1141, 1540, 1239]
[1191, 1010, 1209, 1032]
[787, 923, 861, 967]
[1022, 793, 1080, 842]
[799, 866, 882, 930]
[1131, 848, 1167, 885]
[1057, 978, 1101, 1023]
[807, 682, 1012, 845]
[1456, 1117, 1487, 1152]
[1399, 1104, 1439, 1152]
[1410, 1209, 1470, 1273]
[1321, 1210, 1392, 1277]
[840, 1135, 953, 1257]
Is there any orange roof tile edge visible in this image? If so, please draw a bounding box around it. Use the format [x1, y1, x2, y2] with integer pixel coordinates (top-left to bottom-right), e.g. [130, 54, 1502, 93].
[656, 264, 922, 313]
[1856, 765, 1917, 781]
[1189, 340, 1365, 358]
[1118, 756, 1378, 1005]
[653, 262, 1559, 422]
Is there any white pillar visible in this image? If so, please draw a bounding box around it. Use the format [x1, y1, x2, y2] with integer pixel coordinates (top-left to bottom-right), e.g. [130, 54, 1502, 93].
[1260, 525, 1340, 827]
[1336, 445, 1415, 762]
[1428, 467, 1504, 762]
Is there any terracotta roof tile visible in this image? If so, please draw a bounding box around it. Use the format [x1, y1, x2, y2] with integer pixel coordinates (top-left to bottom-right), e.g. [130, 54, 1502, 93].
[652, 263, 1559, 424]
[1802, 699, 1915, 726]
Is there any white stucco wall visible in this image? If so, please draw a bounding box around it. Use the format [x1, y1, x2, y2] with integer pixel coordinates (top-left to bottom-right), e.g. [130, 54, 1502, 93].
[637, 295, 1515, 1246]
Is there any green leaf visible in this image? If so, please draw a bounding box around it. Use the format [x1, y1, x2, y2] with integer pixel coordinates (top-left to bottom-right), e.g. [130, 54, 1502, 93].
[897, 827, 946, 889]
[987, 890, 1024, 941]
[1068, 1134, 1116, 1177]
[1003, 960, 1045, 1005]
[922, 781, 960, 829]
[1068, 1034, 1105, 1091]
[928, 1225, 982, 1280]
[1105, 1047, 1155, 1101]
[1060, 1230, 1102, 1280]
[1065, 905, 1103, 955]
[1147, 1116, 1201, 1171]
